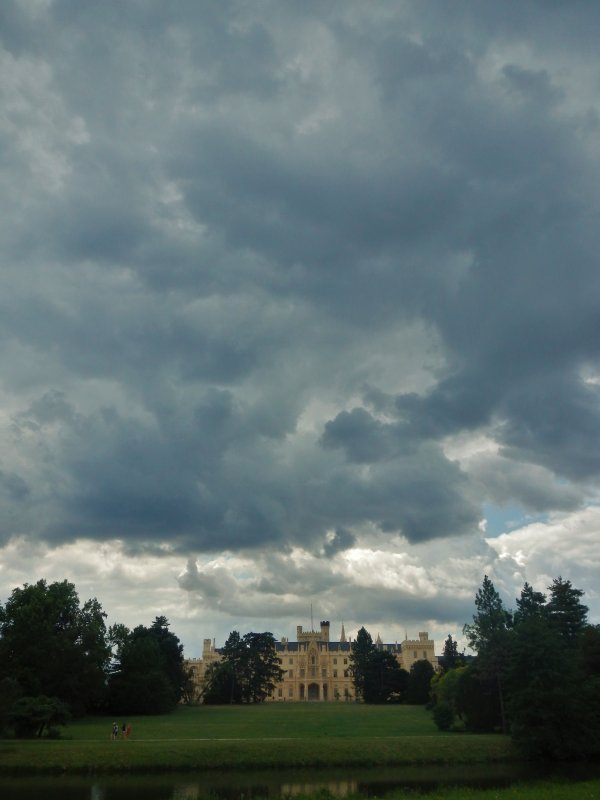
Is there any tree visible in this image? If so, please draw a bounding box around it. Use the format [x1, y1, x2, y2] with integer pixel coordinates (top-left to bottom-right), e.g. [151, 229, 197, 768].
[363, 650, 408, 703]
[107, 618, 185, 714]
[203, 631, 284, 704]
[440, 634, 462, 674]
[405, 659, 434, 705]
[149, 616, 186, 704]
[513, 582, 546, 625]
[546, 576, 588, 645]
[507, 580, 600, 760]
[8, 695, 70, 739]
[0, 580, 110, 715]
[455, 663, 501, 732]
[242, 632, 285, 703]
[350, 627, 376, 701]
[463, 575, 512, 732]
[0, 677, 21, 736]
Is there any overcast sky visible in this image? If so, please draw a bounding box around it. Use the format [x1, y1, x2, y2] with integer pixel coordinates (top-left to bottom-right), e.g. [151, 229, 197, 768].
[1, 0, 599, 657]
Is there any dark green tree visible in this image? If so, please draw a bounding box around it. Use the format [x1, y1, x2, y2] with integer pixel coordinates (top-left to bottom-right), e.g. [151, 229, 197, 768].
[0, 580, 110, 715]
[350, 627, 376, 701]
[203, 631, 283, 704]
[363, 650, 407, 703]
[455, 664, 501, 732]
[405, 659, 434, 705]
[0, 677, 21, 736]
[149, 616, 186, 704]
[546, 576, 588, 645]
[8, 695, 70, 739]
[507, 579, 600, 759]
[440, 634, 462, 673]
[463, 575, 512, 732]
[513, 582, 546, 625]
[242, 632, 284, 703]
[107, 618, 185, 714]
[203, 660, 240, 705]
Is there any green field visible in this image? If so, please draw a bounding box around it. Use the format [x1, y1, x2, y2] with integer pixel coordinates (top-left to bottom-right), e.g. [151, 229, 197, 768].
[0, 703, 517, 774]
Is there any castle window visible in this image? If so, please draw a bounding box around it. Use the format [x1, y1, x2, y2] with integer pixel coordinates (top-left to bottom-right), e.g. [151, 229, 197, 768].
[278, 688, 282, 697]
[414, 651, 417, 658]
[344, 670, 349, 678]
[289, 670, 293, 678]
[333, 658, 337, 664]
[423, 651, 427, 659]
[300, 669, 305, 678]
[311, 656, 315, 665]
[333, 670, 338, 678]
[288, 687, 293, 697]
[321, 668, 326, 677]
[343, 658, 348, 665]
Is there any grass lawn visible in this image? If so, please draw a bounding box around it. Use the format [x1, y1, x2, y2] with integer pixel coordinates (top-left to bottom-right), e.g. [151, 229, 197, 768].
[67, 701, 443, 739]
[0, 703, 517, 775]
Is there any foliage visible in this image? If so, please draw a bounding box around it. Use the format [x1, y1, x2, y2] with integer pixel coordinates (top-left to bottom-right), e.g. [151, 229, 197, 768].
[8, 695, 70, 738]
[364, 650, 408, 703]
[440, 634, 462, 673]
[405, 659, 434, 705]
[204, 631, 284, 704]
[455, 664, 502, 732]
[430, 665, 466, 723]
[432, 701, 455, 731]
[181, 664, 201, 705]
[546, 576, 588, 645]
[463, 575, 512, 732]
[513, 581, 546, 625]
[349, 627, 408, 703]
[350, 627, 376, 701]
[0, 579, 110, 716]
[107, 617, 185, 714]
[507, 597, 599, 760]
[451, 573, 600, 759]
[0, 677, 21, 735]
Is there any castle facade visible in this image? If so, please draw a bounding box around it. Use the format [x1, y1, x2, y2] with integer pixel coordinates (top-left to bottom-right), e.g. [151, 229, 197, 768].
[186, 621, 438, 702]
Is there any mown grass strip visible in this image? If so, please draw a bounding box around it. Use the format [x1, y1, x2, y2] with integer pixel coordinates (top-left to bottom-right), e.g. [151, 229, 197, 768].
[0, 734, 516, 775]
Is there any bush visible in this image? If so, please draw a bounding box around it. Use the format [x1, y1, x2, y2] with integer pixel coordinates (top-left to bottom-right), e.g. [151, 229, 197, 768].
[432, 702, 455, 731]
[8, 696, 70, 738]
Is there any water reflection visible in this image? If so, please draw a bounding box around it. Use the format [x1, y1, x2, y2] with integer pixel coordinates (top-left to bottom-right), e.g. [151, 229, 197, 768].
[1, 762, 600, 800]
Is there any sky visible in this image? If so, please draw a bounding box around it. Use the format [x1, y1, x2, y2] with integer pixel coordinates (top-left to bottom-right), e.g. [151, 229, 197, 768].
[1, 0, 599, 658]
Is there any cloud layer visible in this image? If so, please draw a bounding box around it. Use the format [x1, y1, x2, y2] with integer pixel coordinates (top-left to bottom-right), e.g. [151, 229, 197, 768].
[0, 1, 598, 649]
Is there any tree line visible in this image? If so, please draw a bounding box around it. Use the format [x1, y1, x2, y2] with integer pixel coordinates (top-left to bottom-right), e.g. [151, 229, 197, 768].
[0, 579, 187, 737]
[430, 575, 600, 760]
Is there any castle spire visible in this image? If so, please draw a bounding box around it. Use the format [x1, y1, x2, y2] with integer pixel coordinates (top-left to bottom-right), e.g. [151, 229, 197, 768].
[340, 622, 346, 642]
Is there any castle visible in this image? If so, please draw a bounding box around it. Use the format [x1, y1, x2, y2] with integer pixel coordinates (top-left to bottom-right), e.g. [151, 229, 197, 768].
[186, 621, 438, 702]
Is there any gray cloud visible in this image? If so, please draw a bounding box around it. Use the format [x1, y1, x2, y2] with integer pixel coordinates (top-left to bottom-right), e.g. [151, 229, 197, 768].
[0, 0, 599, 609]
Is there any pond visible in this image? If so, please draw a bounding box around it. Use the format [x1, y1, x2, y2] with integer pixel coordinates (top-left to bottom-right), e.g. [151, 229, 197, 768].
[1, 762, 599, 800]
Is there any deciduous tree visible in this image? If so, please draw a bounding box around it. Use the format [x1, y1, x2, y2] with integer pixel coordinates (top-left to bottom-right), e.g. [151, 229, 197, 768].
[0, 580, 109, 715]
[204, 631, 283, 704]
[107, 617, 185, 714]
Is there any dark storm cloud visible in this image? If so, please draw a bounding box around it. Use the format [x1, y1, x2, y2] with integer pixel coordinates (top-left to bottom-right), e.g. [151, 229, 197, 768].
[1, 1, 599, 557]
[322, 528, 356, 558]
